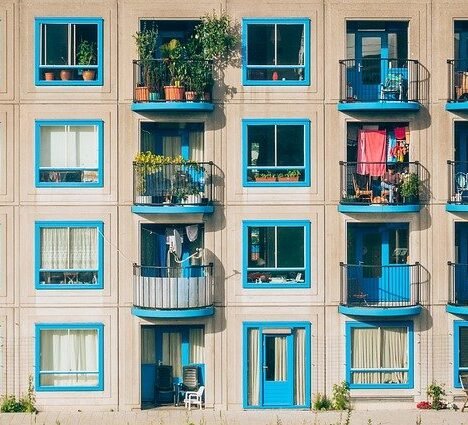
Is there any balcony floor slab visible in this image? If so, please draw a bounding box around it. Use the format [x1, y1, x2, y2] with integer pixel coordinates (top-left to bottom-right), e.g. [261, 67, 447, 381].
[337, 101, 420, 112]
[132, 306, 215, 319]
[446, 304, 468, 316]
[132, 102, 215, 112]
[132, 205, 214, 214]
[338, 305, 422, 317]
[338, 204, 421, 213]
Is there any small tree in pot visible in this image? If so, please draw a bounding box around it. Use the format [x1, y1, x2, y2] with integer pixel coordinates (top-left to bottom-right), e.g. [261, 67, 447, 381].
[77, 40, 97, 80]
[160, 39, 187, 101]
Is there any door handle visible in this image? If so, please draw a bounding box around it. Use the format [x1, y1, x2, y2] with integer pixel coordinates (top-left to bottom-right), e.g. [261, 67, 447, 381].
[262, 365, 268, 369]
[358, 63, 362, 72]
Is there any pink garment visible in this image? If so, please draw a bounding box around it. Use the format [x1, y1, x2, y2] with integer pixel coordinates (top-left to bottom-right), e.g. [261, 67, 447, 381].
[394, 127, 406, 139]
[356, 129, 387, 176]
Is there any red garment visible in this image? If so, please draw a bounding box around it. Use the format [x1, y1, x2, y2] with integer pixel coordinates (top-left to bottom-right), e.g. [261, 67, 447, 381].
[357, 129, 387, 176]
[394, 127, 406, 139]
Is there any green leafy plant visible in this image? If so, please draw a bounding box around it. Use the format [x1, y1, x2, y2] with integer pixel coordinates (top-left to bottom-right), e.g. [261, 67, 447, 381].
[313, 392, 333, 411]
[427, 381, 446, 410]
[332, 381, 350, 410]
[77, 40, 97, 66]
[0, 375, 37, 413]
[133, 24, 159, 89]
[160, 39, 186, 87]
[399, 172, 420, 200]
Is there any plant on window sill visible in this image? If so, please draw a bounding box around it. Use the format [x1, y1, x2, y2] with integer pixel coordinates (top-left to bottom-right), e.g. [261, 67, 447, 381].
[254, 172, 276, 182]
[77, 40, 97, 81]
[277, 169, 301, 182]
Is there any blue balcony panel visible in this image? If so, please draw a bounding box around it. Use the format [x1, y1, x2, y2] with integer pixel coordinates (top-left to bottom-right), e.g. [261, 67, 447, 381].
[339, 304, 422, 318]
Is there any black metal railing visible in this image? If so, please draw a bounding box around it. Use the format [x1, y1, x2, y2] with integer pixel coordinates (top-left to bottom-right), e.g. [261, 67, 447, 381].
[448, 262, 468, 305]
[133, 264, 214, 310]
[339, 161, 428, 206]
[133, 161, 214, 206]
[340, 263, 421, 308]
[447, 60, 468, 102]
[339, 58, 422, 103]
[448, 161, 468, 204]
[132, 59, 213, 103]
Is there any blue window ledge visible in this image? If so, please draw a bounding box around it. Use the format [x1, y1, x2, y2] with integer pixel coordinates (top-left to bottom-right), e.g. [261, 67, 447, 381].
[35, 18, 104, 86]
[132, 306, 214, 319]
[35, 323, 104, 392]
[338, 204, 422, 213]
[35, 120, 104, 188]
[446, 203, 468, 212]
[131, 102, 214, 112]
[35, 221, 104, 290]
[337, 101, 420, 112]
[446, 102, 468, 112]
[131, 205, 214, 215]
[242, 18, 311, 87]
[339, 305, 422, 318]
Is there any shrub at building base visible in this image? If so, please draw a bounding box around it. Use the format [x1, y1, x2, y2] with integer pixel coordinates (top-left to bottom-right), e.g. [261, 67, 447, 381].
[0, 375, 37, 413]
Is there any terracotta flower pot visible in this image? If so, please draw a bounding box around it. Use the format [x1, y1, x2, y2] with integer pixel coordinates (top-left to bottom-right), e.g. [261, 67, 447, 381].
[44, 72, 55, 81]
[134, 86, 149, 102]
[277, 176, 300, 182]
[82, 70, 96, 81]
[60, 70, 73, 80]
[185, 91, 197, 101]
[164, 85, 185, 101]
[255, 176, 277, 183]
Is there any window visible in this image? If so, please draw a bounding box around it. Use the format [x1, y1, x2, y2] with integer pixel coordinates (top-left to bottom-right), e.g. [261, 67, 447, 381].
[36, 120, 103, 187]
[35, 18, 103, 85]
[35, 221, 104, 290]
[243, 220, 310, 288]
[243, 119, 310, 186]
[346, 322, 413, 389]
[35, 323, 104, 391]
[454, 321, 468, 388]
[243, 322, 311, 408]
[242, 18, 310, 85]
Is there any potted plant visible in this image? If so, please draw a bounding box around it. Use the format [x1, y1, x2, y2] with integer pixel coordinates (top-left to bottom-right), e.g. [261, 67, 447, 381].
[160, 39, 186, 101]
[133, 24, 159, 102]
[277, 169, 301, 182]
[399, 172, 420, 204]
[44, 71, 55, 81]
[255, 172, 276, 183]
[59, 57, 73, 80]
[77, 40, 97, 80]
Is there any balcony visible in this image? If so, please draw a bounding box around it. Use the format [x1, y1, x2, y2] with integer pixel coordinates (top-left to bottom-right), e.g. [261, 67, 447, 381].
[338, 59, 423, 112]
[131, 59, 214, 112]
[132, 161, 215, 215]
[447, 262, 468, 315]
[339, 161, 426, 213]
[446, 60, 468, 111]
[132, 264, 214, 319]
[447, 161, 468, 212]
[339, 263, 422, 317]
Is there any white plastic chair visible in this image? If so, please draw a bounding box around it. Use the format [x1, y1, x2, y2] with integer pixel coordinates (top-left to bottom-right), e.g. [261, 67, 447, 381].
[184, 385, 205, 410]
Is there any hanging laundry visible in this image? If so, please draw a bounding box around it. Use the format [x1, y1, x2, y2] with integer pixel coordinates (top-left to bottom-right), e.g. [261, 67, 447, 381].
[394, 127, 406, 140]
[357, 129, 387, 176]
[387, 130, 397, 163]
[186, 224, 199, 242]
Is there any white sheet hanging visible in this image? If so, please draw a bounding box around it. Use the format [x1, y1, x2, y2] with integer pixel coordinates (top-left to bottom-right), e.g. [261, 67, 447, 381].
[186, 225, 199, 242]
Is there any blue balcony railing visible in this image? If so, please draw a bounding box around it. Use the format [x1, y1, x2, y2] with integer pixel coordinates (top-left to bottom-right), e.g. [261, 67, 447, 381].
[448, 262, 468, 306]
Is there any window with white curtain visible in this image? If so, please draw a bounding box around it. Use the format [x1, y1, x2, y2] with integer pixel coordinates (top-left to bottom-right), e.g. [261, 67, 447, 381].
[37, 121, 103, 187]
[348, 323, 412, 388]
[455, 321, 468, 388]
[36, 222, 103, 289]
[36, 324, 103, 391]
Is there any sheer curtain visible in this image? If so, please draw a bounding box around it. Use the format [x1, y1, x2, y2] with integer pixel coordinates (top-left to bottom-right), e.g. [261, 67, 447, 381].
[352, 327, 380, 384]
[162, 332, 182, 376]
[294, 328, 306, 405]
[40, 228, 68, 269]
[141, 328, 156, 364]
[274, 336, 286, 381]
[163, 136, 182, 157]
[70, 228, 97, 270]
[40, 329, 98, 387]
[189, 131, 204, 162]
[381, 327, 408, 383]
[248, 329, 260, 406]
[189, 328, 205, 363]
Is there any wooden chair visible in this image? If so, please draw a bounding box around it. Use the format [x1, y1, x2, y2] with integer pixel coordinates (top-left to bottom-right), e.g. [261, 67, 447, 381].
[352, 174, 373, 202]
[460, 373, 468, 412]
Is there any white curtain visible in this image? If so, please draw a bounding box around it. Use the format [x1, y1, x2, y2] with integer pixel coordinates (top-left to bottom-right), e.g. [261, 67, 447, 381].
[248, 329, 260, 406]
[162, 332, 182, 376]
[274, 336, 287, 381]
[189, 328, 205, 363]
[40, 228, 68, 269]
[40, 125, 98, 168]
[189, 131, 204, 162]
[162, 136, 182, 157]
[352, 327, 407, 384]
[141, 328, 156, 364]
[70, 227, 97, 269]
[294, 328, 306, 405]
[140, 130, 153, 152]
[40, 329, 98, 387]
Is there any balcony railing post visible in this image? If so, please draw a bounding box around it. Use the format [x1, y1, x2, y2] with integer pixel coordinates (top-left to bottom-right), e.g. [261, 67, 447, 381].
[415, 262, 420, 305]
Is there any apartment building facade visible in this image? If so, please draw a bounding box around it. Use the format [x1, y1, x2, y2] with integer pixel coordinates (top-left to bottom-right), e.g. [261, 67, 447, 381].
[0, 0, 466, 412]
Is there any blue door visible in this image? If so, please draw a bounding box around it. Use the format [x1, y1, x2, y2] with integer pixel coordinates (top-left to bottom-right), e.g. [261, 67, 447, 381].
[353, 32, 388, 101]
[349, 224, 410, 304]
[455, 224, 468, 304]
[262, 333, 294, 406]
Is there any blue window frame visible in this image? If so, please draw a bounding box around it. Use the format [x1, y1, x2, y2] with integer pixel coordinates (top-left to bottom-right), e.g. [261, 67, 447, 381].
[242, 119, 310, 187]
[242, 18, 310, 86]
[35, 120, 104, 188]
[35, 17, 104, 86]
[242, 321, 311, 409]
[243, 220, 311, 288]
[346, 321, 414, 389]
[35, 323, 104, 392]
[454, 321, 468, 388]
[35, 221, 104, 290]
